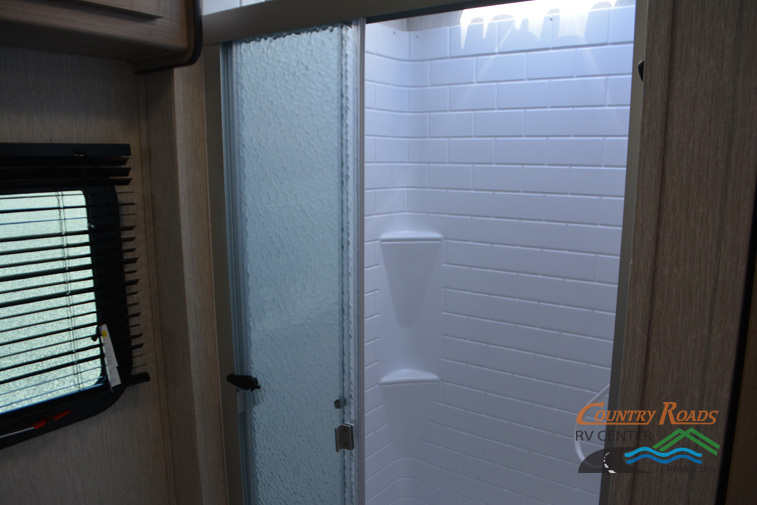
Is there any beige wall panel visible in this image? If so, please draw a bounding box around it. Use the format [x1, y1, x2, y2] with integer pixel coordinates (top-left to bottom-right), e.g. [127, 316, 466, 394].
[142, 61, 228, 505]
[0, 47, 173, 505]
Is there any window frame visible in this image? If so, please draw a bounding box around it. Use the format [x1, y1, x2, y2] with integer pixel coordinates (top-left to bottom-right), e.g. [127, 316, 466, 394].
[0, 144, 146, 449]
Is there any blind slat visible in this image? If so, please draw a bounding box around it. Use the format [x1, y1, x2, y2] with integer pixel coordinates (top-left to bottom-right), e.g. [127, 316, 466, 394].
[0, 323, 141, 361]
[0, 294, 136, 323]
[0, 269, 137, 296]
[0, 278, 138, 311]
[0, 201, 135, 215]
[0, 365, 102, 401]
[0, 225, 134, 244]
[0, 314, 138, 351]
[0, 256, 138, 284]
[0, 343, 102, 374]
[0, 321, 99, 348]
[0, 302, 137, 335]
[0, 237, 134, 258]
[0, 353, 103, 387]
[0, 248, 136, 271]
[1, 333, 98, 361]
[0, 374, 102, 411]
[0, 178, 132, 188]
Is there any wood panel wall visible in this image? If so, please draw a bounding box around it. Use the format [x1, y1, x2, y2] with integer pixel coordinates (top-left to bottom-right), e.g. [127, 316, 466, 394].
[607, 0, 757, 504]
[725, 259, 757, 504]
[143, 60, 228, 505]
[0, 46, 227, 505]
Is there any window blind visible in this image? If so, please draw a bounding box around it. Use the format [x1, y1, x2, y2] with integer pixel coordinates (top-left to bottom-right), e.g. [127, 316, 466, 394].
[0, 143, 148, 448]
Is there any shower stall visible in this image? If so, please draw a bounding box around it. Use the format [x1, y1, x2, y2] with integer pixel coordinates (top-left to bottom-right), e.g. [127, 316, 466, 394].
[362, 3, 635, 505]
[207, 1, 637, 504]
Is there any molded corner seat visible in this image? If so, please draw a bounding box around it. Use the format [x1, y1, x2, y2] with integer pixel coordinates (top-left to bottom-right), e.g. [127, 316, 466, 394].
[380, 369, 440, 457]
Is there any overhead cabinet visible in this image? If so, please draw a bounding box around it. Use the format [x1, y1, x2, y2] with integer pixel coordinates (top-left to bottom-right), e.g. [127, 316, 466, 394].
[0, 0, 199, 69]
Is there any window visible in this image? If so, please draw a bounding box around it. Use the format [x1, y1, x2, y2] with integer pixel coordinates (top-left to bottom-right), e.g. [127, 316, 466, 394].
[0, 143, 148, 448]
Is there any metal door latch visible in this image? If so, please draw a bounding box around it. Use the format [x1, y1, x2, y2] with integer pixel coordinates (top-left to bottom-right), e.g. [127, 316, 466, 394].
[335, 423, 354, 452]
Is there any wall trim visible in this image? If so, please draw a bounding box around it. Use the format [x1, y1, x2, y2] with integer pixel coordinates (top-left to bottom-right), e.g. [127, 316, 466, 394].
[203, 0, 520, 44]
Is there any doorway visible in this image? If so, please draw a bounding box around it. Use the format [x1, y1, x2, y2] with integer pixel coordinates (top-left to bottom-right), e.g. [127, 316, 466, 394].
[205, 1, 640, 504]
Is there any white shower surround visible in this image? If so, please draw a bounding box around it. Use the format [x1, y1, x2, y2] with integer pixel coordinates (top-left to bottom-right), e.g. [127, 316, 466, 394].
[364, 3, 635, 505]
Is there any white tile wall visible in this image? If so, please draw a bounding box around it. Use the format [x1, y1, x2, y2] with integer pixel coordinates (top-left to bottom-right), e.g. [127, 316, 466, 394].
[365, 2, 635, 505]
[476, 53, 527, 82]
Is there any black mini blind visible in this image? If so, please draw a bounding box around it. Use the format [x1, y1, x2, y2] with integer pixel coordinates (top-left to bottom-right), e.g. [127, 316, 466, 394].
[0, 143, 148, 448]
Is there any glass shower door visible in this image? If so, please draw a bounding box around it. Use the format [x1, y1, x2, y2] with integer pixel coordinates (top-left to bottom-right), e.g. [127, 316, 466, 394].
[223, 24, 361, 505]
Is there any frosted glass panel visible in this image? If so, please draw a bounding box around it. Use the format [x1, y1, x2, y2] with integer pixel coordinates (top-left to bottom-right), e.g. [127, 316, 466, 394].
[225, 24, 359, 505]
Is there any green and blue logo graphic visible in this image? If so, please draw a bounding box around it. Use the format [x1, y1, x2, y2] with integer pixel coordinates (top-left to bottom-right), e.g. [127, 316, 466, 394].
[624, 428, 719, 465]
[578, 428, 720, 473]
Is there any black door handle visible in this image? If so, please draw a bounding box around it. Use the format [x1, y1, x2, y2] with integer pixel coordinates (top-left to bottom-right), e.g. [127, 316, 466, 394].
[226, 373, 261, 391]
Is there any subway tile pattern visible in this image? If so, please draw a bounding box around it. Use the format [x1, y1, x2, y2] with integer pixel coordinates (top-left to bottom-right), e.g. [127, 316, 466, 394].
[365, 4, 634, 505]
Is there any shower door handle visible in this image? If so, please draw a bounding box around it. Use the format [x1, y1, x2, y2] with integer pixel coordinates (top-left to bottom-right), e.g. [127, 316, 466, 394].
[226, 373, 261, 391]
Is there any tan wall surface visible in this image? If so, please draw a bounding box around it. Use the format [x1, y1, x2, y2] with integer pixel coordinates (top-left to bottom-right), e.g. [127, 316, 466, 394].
[0, 46, 174, 505]
[0, 46, 227, 505]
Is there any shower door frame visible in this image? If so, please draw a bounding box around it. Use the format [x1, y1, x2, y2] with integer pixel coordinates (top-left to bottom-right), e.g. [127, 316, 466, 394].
[204, 24, 364, 505]
[203, 1, 647, 504]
